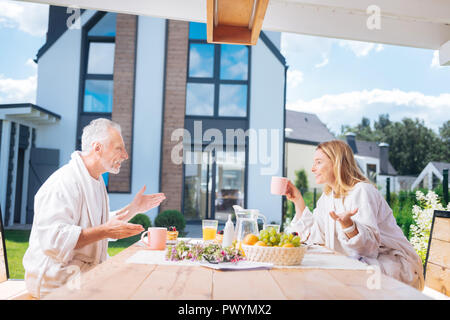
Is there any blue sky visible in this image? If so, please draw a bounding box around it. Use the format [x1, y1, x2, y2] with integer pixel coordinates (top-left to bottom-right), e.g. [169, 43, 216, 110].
[281, 33, 450, 135]
[0, 0, 449, 135]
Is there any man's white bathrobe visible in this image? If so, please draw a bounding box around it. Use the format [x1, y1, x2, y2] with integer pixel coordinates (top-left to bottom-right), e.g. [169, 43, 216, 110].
[23, 151, 111, 298]
[286, 182, 424, 290]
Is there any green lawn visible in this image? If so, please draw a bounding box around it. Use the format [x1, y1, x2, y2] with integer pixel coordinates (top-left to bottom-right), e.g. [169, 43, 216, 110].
[4, 230, 139, 279]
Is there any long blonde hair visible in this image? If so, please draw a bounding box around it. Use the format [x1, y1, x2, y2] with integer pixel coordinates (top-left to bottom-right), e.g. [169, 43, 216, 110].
[317, 140, 368, 198]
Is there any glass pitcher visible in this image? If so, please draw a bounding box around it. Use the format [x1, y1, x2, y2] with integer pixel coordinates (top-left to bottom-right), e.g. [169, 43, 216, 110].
[233, 207, 267, 243]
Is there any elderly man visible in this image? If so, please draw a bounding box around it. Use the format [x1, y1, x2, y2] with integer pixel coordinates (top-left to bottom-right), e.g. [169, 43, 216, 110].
[23, 118, 165, 298]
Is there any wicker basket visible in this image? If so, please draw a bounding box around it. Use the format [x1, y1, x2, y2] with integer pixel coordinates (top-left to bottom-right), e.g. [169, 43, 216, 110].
[242, 244, 307, 266]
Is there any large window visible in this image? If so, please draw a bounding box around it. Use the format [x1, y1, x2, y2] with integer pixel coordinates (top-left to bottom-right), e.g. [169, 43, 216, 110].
[186, 22, 249, 118]
[82, 13, 116, 113]
[78, 12, 117, 188]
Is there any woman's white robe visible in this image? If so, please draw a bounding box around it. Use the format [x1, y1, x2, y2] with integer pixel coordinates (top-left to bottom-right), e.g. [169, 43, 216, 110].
[23, 151, 111, 298]
[286, 182, 424, 290]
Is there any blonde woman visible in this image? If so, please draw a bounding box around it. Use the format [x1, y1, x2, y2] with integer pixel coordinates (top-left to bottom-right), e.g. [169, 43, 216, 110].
[285, 140, 424, 290]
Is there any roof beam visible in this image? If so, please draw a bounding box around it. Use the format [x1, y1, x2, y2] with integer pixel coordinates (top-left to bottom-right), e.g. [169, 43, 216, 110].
[18, 0, 450, 49]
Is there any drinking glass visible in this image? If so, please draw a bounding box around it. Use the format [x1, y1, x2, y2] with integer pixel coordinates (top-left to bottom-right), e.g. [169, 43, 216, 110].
[202, 219, 218, 242]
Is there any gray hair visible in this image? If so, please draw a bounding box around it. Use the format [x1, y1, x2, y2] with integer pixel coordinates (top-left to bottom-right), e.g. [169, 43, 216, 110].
[81, 118, 121, 154]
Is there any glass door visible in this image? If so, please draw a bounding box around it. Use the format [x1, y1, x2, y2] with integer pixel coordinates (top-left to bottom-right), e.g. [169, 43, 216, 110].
[183, 147, 246, 222]
[214, 150, 245, 222]
[183, 149, 213, 220]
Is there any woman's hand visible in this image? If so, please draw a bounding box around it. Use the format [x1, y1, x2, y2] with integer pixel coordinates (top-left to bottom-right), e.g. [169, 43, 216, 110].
[329, 208, 359, 238]
[285, 181, 306, 218]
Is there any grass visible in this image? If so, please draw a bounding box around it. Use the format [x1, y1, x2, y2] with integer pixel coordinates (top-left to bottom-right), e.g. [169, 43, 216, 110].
[3, 230, 140, 279]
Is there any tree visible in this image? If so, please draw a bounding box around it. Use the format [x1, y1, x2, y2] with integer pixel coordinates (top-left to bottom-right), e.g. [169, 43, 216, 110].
[294, 169, 308, 194]
[339, 115, 447, 176]
[438, 120, 450, 160]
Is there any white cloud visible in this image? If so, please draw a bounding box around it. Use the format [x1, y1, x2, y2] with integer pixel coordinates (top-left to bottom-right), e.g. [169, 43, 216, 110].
[286, 89, 450, 134]
[338, 40, 379, 57]
[314, 54, 329, 68]
[26, 58, 37, 70]
[0, 0, 48, 37]
[0, 74, 37, 104]
[287, 69, 304, 88]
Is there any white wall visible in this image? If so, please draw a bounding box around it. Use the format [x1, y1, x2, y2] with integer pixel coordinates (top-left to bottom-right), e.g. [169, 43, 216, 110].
[246, 38, 286, 224]
[35, 10, 96, 165]
[263, 31, 281, 50]
[107, 16, 166, 223]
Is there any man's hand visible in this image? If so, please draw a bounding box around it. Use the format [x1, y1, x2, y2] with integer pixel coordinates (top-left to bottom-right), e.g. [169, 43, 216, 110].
[104, 214, 145, 240]
[115, 186, 166, 221]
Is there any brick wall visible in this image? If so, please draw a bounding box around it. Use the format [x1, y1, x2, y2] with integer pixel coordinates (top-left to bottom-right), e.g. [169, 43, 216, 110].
[108, 14, 137, 193]
[159, 20, 189, 212]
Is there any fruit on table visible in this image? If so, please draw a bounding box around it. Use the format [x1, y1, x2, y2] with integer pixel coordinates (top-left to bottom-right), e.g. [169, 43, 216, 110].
[254, 241, 267, 246]
[257, 227, 301, 247]
[243, 234, 259, 245]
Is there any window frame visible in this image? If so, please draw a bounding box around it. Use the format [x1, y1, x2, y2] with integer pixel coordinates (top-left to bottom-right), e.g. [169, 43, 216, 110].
[186, 38, 251, 119]
[76, 11, 116, 189]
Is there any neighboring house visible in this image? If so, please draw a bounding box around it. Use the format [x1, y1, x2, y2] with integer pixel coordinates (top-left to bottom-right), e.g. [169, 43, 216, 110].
[411, 161, 450, 191]
[284, 110, 335, 191]
[344, 133, 401, 194]
[0, 7, 286, 227]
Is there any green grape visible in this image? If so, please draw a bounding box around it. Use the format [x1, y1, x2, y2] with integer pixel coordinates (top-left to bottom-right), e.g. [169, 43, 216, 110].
[269, 228, 276, 236]
[288, 233, 294, 241]
[270, 236, 276, 243]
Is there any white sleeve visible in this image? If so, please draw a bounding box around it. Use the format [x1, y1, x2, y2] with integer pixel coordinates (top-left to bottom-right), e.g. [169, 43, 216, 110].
[337, 184, 381, 258]
[33, 183, 82, 264]
[285, 197, 326, 245]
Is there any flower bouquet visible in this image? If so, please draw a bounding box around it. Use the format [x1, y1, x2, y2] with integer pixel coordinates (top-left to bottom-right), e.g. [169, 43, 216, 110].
[165, 241, 245, 264]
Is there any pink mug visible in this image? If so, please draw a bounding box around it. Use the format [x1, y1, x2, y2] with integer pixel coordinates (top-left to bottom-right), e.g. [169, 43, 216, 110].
[140, 227, 167, 250]
[271, 176, 289, 195]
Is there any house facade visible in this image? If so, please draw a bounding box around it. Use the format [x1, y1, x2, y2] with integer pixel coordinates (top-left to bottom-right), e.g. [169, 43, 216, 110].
[411, 161, 450, 191]
[0, 7, 287, 227]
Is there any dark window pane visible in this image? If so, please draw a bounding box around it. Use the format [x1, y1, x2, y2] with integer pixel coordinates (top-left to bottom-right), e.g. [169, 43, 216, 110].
[220, 45, 248, 80]
[186, 83, 214, 116]
[189, 22, 206, 40]
[219, 84, 247, 117]
[88, 13, 116, 37]
[83, 80, 114, 112]
[189, 43, 214, 78]
[87, 42, 115, 74]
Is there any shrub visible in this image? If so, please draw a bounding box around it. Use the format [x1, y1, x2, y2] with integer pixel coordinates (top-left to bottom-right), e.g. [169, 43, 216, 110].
[154, 210, 186, 233]
[129, 213, 152, 230]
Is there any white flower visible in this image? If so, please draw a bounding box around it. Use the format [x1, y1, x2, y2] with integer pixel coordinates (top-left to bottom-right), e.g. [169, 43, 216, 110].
[409, 190, 445, 264]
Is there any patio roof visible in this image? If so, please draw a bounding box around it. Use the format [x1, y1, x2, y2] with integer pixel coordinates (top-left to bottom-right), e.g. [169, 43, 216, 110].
[19, 0, 450, 65]
[0, 103, 61, 127]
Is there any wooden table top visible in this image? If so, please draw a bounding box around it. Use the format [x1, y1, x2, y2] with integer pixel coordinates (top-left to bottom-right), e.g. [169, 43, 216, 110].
[44, 242, 429, 300]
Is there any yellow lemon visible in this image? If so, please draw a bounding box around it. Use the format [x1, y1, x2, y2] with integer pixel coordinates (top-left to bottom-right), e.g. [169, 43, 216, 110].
[282, 243, 295, 248]
[243, 234, 259, 245]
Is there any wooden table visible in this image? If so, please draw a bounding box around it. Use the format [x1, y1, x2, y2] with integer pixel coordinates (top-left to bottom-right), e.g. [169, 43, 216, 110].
[44, 242, 429, 300]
